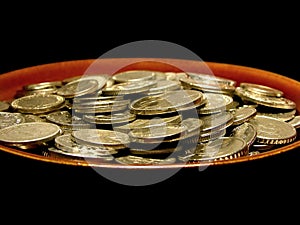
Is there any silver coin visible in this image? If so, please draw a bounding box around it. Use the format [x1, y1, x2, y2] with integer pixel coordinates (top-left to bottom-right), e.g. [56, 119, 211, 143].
[0, 122, 62, 149]
[0, 112, 25, 129]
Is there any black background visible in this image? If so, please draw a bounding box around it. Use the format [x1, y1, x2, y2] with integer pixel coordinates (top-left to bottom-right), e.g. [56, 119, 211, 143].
[1, 8, 300, 218]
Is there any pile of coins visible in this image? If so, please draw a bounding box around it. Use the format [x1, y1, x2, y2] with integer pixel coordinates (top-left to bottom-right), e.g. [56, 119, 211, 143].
[0, 69, 299, 165]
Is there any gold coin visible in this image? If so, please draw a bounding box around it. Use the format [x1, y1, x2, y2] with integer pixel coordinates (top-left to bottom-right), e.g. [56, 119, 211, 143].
[249, 115, 297, 144]
[0, 122, 62, 149]
[130, 89, 203, 115]
[72, 128, 130, 148]
[11, 94, 65, 114]
[112, 70, 159, 83]
[56, 79, 99, 98]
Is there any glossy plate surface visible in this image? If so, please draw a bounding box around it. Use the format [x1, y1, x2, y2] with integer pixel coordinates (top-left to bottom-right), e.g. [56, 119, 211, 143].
[1, 58, 300, 169]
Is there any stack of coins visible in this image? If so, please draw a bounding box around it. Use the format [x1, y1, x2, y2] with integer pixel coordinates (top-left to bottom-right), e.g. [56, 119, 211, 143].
[0, 71, 298, 165]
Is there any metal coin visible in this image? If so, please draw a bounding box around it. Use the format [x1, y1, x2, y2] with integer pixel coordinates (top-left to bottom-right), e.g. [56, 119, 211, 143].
[0, 122, 62, 149]
[11, 94, 65, 114]
[178, 136, 248, 162]
[229, 122, 257, 147]
[0, 112, 25, 129]
[197, 93, 233, 115]
[112, 70, 159, 83]
[230, 106, 257, 126]
[249, 115, 297, 144]
[239, 82, 284, 97]
[114, 155, 176, 165]
[235, 87, 296, 110]
[56, 79, 99, 98]
[72, 128, 130, 148]
[130, 89, 203, 116]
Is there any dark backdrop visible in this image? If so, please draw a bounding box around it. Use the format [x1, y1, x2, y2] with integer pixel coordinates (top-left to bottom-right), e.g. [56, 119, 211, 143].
[1, 15, 300, 216]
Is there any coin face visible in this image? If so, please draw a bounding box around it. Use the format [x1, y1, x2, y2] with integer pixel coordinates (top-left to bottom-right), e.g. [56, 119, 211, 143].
[239, 82, 284, 97]
[230, 106, 257, 125]
[249, 115, 297, 144]
[130, 89, 203, 115]
[72, 129, 130, 148]
[230, 122, 257, 147]
[0, 122, 61, 148]
[112, 70, 159, 83]
[235, 87, 296, 110]
[0, 112, 25, 129]
[11, 94, 65, 114]
[197, 93, 233, 115]
[56, 79, 99, 98]
[178, 136, 248, 162]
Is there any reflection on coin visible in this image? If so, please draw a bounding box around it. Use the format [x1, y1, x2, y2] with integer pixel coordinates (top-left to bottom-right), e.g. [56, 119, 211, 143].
[0, 122, 62, 149]
[249, 115, 297, 144]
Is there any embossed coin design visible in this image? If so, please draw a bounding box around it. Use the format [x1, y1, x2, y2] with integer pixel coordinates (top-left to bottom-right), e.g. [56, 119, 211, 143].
[249, 115, 297, 144]
[0, 122, 62, 149]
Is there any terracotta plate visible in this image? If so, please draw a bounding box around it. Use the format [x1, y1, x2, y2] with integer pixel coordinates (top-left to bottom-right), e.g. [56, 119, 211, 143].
[1, 58, 300, 169]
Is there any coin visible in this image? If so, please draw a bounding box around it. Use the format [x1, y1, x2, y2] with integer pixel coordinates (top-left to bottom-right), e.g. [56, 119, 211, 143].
[229, 122, 257, 147]
[287, 115, 300, 129]
[56, 79, 99, 98]
[0, 122, 62, 149]
[112, 70, 158, 83]
[249, 115, 297, 144]
[197, 93, 233, 115]
[0, 112, 25, 129]
[53, 134, 116, 159]
[114, 155, 176, 165]
[11, 94, 65, 114]
[177, 136, 248, 162]
[101, 80, 157, 96]
[235, 87, 296, 110]
[130, 89, 203, 116]
[239, 82, 284, 97]
[230, 106, 257, 126]
[129, 124, 187, 141]
[72, 128, 130, 149]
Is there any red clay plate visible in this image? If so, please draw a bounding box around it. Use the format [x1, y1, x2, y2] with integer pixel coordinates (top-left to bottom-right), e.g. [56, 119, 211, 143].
[1, 58, 300, 169]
